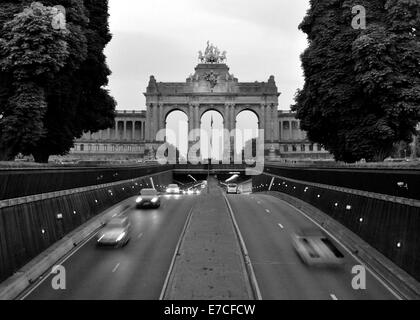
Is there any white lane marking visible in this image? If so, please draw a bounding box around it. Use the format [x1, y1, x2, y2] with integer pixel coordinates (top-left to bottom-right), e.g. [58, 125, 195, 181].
[257, 201, 261, 204]
[279, 200, 402, 300]
[278, 223, 284, 229]
[137, 232, 144, 239]
[265, 209, 270, 214]
[330, 294, 338, 300]
[112, 263, 120, 273]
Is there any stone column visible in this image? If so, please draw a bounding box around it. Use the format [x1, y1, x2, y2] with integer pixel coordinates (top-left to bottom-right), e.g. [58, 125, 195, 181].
[272, 104, 279, 142]
[145, 104, 151, 141]
[123, 121, 127, 140]
[279, 121, 283, 141]
[223, 104, 231, 164]
[260, 104, 266, 142]
[188, 104, 194, 140]
[158, 104, 165, 141]
[152, 104, 158, 142]
[289, 121, 293, 140]
[230, 105, 235, 132]
[194, 104, 200, 138]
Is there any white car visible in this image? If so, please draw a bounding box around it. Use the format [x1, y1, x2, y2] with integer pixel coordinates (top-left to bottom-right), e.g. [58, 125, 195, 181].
[166, 184, 180, 194]
[227, 184, 238, 194]
[97, 216, 131, 247]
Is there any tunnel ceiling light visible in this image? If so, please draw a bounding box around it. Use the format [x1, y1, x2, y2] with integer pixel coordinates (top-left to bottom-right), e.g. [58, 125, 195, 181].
[41, 229, 46, 234]
[397, 242, 402, 248]
[335, 203, 339, 207]
[346, 205, 352, 210]
[359, 217, 364, 222]
[57, 213, 63, 220]
[317, 194, 321, 198]
[73, 211, 77, 215]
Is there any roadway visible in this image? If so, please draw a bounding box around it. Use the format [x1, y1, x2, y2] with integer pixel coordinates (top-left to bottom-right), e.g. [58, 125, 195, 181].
[23, 195, 197, 300]
[227, 193, 398, 300]
[21, 185, 399, 300]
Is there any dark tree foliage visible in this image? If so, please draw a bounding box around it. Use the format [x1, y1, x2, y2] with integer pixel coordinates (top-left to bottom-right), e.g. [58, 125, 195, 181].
[293, 0, 420, 162]
[0, 0, 115, 162]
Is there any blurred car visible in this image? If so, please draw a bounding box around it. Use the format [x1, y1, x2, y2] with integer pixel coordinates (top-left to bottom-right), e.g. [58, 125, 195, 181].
[227, 184, 238, 194]
[292, 227, 344, 266]
[97, 216, 131, 247]
[136, 188, 161, 208]
[166, 184, 180, 194]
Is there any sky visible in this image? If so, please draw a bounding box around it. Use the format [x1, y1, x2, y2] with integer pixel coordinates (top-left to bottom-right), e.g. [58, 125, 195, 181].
[104, 0, 311, 112]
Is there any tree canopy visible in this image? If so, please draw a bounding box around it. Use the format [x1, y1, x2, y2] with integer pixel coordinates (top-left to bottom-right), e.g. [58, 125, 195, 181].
[293, 0, 420, 162]
[0, 0, 115, 162]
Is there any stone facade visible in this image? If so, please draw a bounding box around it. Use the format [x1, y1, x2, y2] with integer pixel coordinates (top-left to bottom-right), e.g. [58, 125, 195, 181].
[69, 62, 331, 161]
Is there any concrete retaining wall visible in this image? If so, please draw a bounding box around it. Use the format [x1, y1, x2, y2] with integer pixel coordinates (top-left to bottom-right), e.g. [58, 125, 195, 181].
[253, 174, 420, 283]
[0, 170, 173, 283]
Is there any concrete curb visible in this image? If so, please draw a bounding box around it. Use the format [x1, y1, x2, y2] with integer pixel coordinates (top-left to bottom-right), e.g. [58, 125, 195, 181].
[160, 206, 195, 300]
[223, 193, 262, 300]
[0, 199, 133, 300]
[262, 191, 420, 300]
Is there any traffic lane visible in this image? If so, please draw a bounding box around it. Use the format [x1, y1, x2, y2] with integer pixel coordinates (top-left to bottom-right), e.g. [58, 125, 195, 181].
[227, 193, 396, 300]
[25, 194, 196, 300]
[256, 194, 397, 300]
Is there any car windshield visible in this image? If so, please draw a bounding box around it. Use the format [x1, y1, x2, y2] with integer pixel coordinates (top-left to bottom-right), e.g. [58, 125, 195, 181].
[141, 189, 157, 196]
[229, 184, 237, 188]
[168, 184, 178, 188]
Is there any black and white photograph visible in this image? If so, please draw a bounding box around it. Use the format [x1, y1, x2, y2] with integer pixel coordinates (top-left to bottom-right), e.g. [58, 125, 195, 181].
[0, 0, 419, 314]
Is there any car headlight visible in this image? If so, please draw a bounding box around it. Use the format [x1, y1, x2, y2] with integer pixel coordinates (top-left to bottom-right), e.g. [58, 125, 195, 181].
[116, 232, 126, 242]
[151, 197, 158, 203]
[136, 197, 142, 203]
[187, 190, 193, 195]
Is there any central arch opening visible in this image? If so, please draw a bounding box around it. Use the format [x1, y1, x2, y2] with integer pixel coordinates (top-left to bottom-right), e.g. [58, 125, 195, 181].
[200, 110, 224, 162]
[235, 110, 259, 162]
[165, 110, 188, 162]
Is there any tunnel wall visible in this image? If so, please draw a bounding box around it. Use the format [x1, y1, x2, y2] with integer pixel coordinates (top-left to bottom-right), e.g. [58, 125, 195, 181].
[265, 165, 420, 200]
[0, 171, 173, 283]
[253, 174, 420, 282]
[0, 165, 173, 201]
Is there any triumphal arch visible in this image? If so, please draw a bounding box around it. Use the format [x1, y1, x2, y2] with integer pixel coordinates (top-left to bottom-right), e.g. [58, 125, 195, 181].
[144, 43, 280, 161]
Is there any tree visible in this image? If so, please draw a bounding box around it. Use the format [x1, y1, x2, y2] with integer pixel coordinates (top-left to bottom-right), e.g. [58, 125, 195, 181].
[0, 0, 116, 162]
[0, 2, 69, 160]
[293, 0, 420, 162]
[31, 0, 116, 163]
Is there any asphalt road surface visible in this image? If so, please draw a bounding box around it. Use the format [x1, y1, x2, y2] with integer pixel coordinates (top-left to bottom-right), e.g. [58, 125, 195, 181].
[227, 193, 399, 300]
[23, 195, 196, 300]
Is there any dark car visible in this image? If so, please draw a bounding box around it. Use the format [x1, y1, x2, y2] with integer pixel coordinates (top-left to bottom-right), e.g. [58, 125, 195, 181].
[97, 216, 131, 248]
[136, 188, 161, 208]
[292, 227, 344, 266]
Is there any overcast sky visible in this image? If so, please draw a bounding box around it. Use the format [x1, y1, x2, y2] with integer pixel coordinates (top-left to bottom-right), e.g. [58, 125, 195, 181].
[105, 0, 310, 111]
